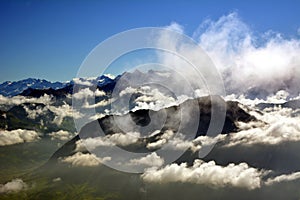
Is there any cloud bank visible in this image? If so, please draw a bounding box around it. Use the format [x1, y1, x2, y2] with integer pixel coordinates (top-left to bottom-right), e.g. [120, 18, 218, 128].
[142, 160, 265, 190]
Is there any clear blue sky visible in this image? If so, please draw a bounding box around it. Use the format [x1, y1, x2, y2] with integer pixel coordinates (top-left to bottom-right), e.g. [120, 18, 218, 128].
[0, 0, 299, 82]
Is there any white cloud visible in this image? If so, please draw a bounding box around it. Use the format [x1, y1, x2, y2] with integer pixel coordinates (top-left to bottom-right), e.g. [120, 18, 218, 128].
[0, 94, 52, 110]
[225, 90, 292, 108]
[196, 12, 300, 97]
[23, 105, 48, 119]
[0, 129, 40, 146]
[165, 22, 184, 34]
[52, 177, 62, 182]
[157, 13, 300, 98]
[75, 132, 140, 152]
[47, 103, 82, 125]
[83, 99, 109, 109]
[49, 130, 75, 141]
[73, 88, 106, 100]
[142, 160, 265, 190]
[103, 74, 116, 79]
[73, 88, 94, 99]
[60, 152, 111, 167]
[266, 171, 300, 185]
[224, 106, 300, 147]
[147, 130, 174, 150]
[0, 179, 28, 193]
[72, 78, 93, 87]
[128, 152, 164, 167]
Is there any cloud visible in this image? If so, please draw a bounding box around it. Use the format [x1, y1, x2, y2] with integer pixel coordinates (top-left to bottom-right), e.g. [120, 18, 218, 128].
[142, 160, 265, 190]
[225, 90, 292, 108]
[128, 152, 164, 167]
[157, 13, 300, 99]
[72, 78, 93, 87]
[196, 12, 300, 97]
[52, 177, 62, 182]
[75, 132, 141, 152]
[266, 171, 300, 185]
[23, 104, 48, 119]
[103, 74, 115, 79]
[47, 103, 82, 125]
[60, 152, 111, 167]
[223, 106, 300, 147]
[0, 94, 52, 110]
[73, 88, 106, 100]
[0, 179, 28, 193]
[147, 131, 225, 153]
[0, 129, 40, 146]
[147, 130, 174, 150]
[83, 99, 109, 109]
[49, 130, 75, 141]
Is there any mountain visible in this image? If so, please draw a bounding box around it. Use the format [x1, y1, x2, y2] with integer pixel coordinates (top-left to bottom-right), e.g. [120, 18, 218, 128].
[0, 78, 66, 97]
[0, 102, 76, 133]
[48, 95, 256, 164]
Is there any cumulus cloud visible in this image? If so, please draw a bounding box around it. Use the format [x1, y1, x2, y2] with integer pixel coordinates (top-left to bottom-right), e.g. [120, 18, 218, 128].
[72, 78, 93, 87]
[60, 152, 111, 167]
[142, 160, 265, 190]
[118, 86, 178, 112]
[0, 179, 28, 193]
[75, 132, 140, 152]
[73, 88, 106, 100]
[49, 130, 75, 141]
[0, 129, 40, 146]
[128, 152, 164, 167]
[147, 130, 174, 150]
[147, 131, 225, 153]
[223, 106, 300, 147]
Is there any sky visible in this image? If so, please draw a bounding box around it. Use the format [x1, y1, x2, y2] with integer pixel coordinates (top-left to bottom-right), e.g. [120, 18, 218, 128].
[0, 0, 300, 82]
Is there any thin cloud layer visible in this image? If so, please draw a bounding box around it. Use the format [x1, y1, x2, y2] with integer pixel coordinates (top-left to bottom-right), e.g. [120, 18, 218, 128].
[75, 132, 141, 152]
[266, 171, 300, 185]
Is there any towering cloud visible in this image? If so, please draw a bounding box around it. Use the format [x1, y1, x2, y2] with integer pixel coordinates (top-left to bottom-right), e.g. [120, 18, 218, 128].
[160, 12, 300, 98]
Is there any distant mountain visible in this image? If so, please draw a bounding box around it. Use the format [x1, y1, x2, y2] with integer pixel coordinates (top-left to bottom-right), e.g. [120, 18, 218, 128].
[19, 74, 119, 98]
[256, 99, 300, 110]
[0, 78, 66, 97]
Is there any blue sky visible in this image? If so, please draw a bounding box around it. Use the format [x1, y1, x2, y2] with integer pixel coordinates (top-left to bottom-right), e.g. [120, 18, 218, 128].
[0, 0, 299, 82]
